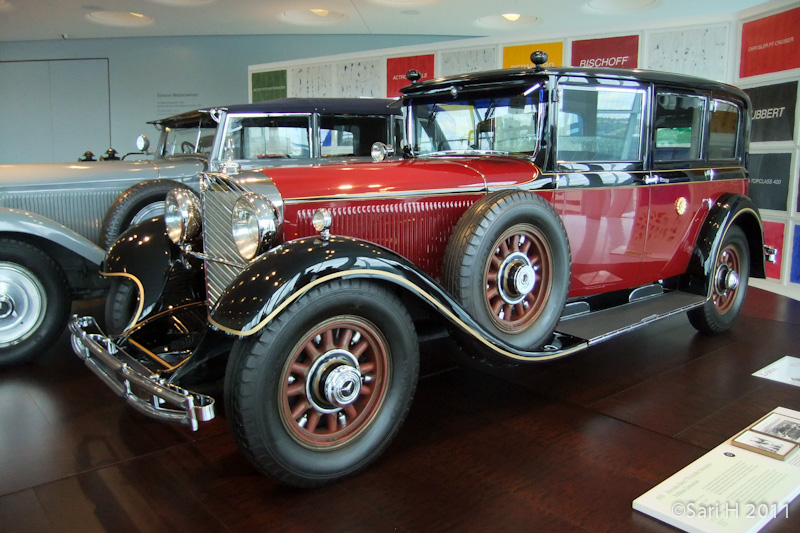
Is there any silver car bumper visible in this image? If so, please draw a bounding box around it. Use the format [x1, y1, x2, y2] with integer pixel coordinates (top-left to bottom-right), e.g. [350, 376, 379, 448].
[68, 315, 215, 431]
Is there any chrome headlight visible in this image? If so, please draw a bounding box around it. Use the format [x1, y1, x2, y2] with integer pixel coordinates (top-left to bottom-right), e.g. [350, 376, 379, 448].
[232, 193, 282, 260]
[165, 188, 201, 245]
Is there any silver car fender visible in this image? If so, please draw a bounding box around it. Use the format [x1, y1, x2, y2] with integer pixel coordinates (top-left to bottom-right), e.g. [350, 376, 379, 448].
[0, 207, 104, 265]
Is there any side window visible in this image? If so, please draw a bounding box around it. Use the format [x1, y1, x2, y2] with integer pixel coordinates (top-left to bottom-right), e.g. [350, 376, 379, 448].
[319, 115, 390, 157]
[556, 85, 646, 162]
[654, 93, 705, 162]
[708, 99, 740, 160]
[225, 115, 311, 160]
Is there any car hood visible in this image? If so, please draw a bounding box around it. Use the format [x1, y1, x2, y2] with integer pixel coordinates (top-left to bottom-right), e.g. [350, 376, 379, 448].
[0, 157, 206, 191]
[262, 156, 541, 201]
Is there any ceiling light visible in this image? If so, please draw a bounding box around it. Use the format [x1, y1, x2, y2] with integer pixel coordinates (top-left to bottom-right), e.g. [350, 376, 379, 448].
[86, 11, 155, 27]
[474, 14, 538, 29]
[282, 9, 344, 25]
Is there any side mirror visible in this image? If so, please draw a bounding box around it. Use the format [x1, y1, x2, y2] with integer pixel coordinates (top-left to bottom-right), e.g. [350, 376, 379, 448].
[136, 135, 151, 152]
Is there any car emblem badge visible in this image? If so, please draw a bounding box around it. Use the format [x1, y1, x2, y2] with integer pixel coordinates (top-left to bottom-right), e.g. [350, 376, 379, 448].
[675, 197, 687, 215]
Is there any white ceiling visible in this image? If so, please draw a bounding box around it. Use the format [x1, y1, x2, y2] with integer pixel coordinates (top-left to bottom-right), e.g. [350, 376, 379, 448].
[0, 0, 771, 43]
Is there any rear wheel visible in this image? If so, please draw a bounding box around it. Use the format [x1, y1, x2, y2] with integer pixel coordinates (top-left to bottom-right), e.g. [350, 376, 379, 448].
[225, 280, 419, 488]
[0, 239, 69, 366]
[688, 225, 749, 334]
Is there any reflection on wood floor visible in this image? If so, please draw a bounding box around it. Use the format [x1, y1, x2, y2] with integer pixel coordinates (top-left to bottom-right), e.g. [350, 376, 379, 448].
[1, 288, 799, 532]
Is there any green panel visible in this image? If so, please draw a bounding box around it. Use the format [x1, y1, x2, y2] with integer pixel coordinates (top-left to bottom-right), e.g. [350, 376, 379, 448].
[251, 70, 287, 102]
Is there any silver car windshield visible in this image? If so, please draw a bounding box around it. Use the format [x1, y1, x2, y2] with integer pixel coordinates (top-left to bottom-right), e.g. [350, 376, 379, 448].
[410, 91, 542, 157]
[158, 124, 217, 158]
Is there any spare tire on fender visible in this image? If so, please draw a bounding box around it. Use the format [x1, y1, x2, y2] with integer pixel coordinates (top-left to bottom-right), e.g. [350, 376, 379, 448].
[442, 190, 571, 350]
[101, 180, 194, 249]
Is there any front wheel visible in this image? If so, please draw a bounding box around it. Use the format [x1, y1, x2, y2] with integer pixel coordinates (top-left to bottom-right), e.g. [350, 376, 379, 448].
[0, 239, 70, 366]
[224, 280, 419, 488]
[688, 225, 750, 334]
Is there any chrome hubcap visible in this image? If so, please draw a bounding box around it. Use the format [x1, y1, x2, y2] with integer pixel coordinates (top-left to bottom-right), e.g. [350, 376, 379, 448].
[498, 251, 537, 305]
[306, 349, 362, 414]
[0, 263, 46, 347]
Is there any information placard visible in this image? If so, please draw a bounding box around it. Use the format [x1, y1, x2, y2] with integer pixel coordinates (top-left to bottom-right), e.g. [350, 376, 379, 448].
[503, 42, 563, 69]
[387, 54, 434, 97]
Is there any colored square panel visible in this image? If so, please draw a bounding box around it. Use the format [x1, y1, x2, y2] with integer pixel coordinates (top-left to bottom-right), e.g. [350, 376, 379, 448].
[746, 153, 792, 212]
[387, 54, 434, 97]
[745, 82, 798, 142]
[503, 42, 563, 69]
[763, 221, 785, 279]
[571, 35, 639, 68]
[251, 70, 287, 102]
[792, 225, 800, 284]
[740, 6, 800, 78]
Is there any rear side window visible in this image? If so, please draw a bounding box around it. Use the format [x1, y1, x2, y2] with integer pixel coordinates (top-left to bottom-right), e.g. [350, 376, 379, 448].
[654, 93, 705, 161]
[556, 85, 646, 163]
[708, 99, 740, 160]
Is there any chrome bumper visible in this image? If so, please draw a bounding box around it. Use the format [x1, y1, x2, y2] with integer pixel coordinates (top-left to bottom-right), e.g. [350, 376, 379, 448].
[68, 315, 215, 431]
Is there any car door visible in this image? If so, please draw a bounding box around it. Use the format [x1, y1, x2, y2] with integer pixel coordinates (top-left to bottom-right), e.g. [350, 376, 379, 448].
[552, 78, 650, 297]
[640, 90, 747, 282]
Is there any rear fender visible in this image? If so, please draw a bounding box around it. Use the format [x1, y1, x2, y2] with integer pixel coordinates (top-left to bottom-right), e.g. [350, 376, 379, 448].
[683, 193, 765, 295]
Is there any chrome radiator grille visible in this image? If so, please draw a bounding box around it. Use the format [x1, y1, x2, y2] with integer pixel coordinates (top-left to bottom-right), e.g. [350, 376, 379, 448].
[200, 175, 249, 308]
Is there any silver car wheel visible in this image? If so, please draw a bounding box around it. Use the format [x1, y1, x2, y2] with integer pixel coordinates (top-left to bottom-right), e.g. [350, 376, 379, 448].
[130, 201, 166, 226]
[0, 262, 46, 347]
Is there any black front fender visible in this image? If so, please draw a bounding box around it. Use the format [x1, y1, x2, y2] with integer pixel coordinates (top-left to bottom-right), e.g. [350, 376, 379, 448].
[103, 216, 200, 320]
[208, 236, 588, 362]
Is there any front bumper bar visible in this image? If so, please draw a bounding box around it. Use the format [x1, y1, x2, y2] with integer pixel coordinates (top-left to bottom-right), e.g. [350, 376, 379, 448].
[68, 315, 215, 431]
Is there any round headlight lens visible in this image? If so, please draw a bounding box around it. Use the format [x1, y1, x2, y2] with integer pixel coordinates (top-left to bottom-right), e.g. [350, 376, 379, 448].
[232, 193, 281, 260]
[164, 188, 201, 245]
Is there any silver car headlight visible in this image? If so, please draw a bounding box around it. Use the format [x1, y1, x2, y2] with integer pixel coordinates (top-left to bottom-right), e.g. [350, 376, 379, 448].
[232, 192, 282, 260]
[165, 188, 201, 245]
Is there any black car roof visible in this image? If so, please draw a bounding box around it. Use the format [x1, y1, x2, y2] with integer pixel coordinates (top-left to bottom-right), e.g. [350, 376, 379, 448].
[152, 97, 400, 126]
[400, 66, 749, 102]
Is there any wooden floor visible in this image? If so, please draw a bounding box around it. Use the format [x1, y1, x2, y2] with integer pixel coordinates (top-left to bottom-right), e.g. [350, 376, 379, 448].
[1, 287, 799, 532]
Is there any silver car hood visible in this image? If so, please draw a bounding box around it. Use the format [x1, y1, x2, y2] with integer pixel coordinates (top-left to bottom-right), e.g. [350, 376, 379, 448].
[0, 157, 206, 192]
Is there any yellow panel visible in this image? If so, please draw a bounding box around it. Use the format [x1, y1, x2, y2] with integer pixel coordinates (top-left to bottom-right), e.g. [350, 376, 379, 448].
[503, 42, 564, 69]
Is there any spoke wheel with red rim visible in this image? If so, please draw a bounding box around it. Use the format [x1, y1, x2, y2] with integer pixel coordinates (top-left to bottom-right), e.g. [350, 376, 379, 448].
[688, 225, 750, 334]
[280, 316, 390, 449]
[442, 190, 570, 350]
[225, 279, 419, 488]
[484, 224, 553, 334]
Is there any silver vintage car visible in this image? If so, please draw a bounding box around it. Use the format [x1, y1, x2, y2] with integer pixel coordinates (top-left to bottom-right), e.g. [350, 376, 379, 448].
[0, 98, 401, 366]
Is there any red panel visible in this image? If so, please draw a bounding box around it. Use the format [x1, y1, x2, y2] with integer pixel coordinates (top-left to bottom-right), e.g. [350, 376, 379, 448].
[640, 180, 748, 282]
[559, 187, 648, 297]
[762, 221, 785, 279]
[387, 55, 434, 97]
[740, 7, 800, 78]
[571, 35, 639, 68]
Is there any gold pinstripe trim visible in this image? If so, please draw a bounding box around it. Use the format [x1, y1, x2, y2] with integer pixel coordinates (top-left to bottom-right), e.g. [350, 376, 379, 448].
[207, 268, 583, 362]
[100, 271, 145, 331]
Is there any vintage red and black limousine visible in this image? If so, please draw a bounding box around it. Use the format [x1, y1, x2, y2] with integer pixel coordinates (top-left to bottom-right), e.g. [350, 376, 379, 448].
[70, 53, 776, 487]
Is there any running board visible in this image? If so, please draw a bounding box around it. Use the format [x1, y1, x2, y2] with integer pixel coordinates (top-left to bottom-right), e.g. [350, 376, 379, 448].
[555, 291, 706, 346]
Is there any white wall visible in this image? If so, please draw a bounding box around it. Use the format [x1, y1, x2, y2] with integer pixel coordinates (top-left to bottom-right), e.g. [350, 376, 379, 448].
[0, 33, 461, 162]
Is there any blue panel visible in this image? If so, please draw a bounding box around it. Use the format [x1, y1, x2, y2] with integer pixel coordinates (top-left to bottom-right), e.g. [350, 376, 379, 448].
[792, 225, 800, 284]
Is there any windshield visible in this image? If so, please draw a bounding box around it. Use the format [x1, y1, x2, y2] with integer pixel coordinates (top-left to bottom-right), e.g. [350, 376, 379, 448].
[156, 113, 218, 159]
[410, 91, 542, 156]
